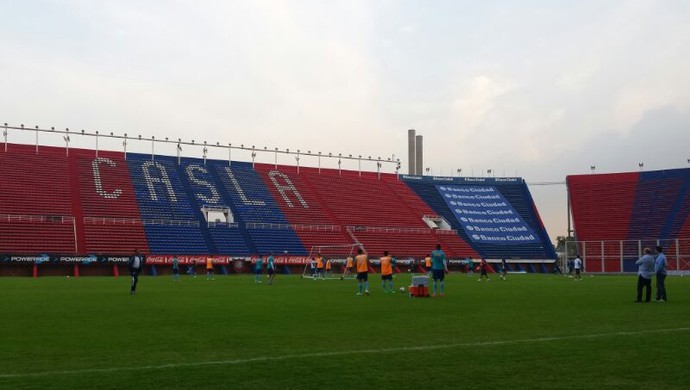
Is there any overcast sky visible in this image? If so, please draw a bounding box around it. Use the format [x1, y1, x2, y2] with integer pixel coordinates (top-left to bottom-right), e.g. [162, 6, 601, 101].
[3, 0, 690, 241]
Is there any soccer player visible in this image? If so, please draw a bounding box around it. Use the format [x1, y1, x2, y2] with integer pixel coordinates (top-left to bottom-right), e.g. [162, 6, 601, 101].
[345, 256, 354, 276]
[171, 256, 180, 282]
[187, 259, 197, 278]
[325, 258, 332, 276]
[654, 246, 667, 302]
[355, 248, 370, 295]
[478, 258, 490, 281]
[316, 254, 325, 279]
[380, 251, 395, 293]
[500, 258, 508, 280]
[128, 249, 146, 294]
[424, 254, 432, 276]
[573, 255, 582, 281]
[466, 257, 474, 277]
[431, 244, 449, 297]
[255, 255, 264, 283]
[267, 252, 276, 285]
[309, 257, 316, 277]
[206, 255, 215, 281]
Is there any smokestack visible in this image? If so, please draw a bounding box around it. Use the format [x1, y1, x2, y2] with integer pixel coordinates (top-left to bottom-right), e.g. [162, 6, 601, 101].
[415, 135, 423, 175]
[408, 129, 416, 175]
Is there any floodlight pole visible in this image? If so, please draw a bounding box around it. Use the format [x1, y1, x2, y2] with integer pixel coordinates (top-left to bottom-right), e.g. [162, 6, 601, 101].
[203, 143, 208, 165]
[35, 126, 39, 154]
[63, 131, 70, 156]
[228, 144, 232, 167]
[567, 185, 573, 238]
[95, 130, 99, 158]
[318, 152, 321, 174]
[274, 148, 278, 170]
[377, 160, 382, 180]
[123, 134, 128, 160]
[3, 123, 8, 152]
[177, 142, 182, 165]
[296, 151, 300, 174]
[358, 155, 362, 178]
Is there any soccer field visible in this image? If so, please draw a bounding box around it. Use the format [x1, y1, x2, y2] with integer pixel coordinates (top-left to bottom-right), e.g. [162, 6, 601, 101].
[1, 273, 689, 389]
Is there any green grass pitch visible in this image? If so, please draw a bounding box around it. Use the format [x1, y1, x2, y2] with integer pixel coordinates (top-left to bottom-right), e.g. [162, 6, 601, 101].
[1, 273, 689, 389]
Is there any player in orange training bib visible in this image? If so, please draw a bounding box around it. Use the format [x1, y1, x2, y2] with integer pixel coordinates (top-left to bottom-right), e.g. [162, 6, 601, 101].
[380, 251, 395, 293]
[355, 248, 369, 295]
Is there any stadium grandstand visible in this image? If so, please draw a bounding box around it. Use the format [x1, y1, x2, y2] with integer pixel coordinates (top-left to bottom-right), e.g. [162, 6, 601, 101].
[567, 169, 690, 274]
[0, 126, 556, 276]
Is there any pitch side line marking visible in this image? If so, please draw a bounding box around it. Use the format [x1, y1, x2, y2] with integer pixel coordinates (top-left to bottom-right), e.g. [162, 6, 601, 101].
[1, 327, 689, 379]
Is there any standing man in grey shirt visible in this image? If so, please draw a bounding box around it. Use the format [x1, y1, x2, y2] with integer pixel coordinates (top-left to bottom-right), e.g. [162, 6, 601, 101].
[654, 246, 668, 302]
[635, 248, 655, 303]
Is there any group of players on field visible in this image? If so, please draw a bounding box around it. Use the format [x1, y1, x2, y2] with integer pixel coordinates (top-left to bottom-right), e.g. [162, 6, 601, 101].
[345, 245, 509, 296]
[150, 246, 509, 297]
[250, 244, 511, 296]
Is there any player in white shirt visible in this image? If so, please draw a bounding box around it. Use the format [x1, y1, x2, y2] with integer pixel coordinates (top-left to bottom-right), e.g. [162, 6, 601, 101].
[573, 255, 582, 281]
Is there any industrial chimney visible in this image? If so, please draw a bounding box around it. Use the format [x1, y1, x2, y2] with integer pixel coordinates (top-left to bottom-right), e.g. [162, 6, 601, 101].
[408, 129, 416, 175]
[415, 135, 423, 175]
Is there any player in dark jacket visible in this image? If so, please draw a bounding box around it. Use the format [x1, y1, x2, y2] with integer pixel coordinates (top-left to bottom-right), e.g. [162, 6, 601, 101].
[128, 249, 146, 294]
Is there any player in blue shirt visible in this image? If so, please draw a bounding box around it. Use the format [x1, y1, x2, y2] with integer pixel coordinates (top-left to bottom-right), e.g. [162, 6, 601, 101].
[186, 259, 197, 278]
[431, 244, 449, 297]
[267, 253, 276, 285]
[255, 255, 264, 283]
[171, 256, 180, 282]
[654, 246, 668, 302]
[635, 248, 655, 302]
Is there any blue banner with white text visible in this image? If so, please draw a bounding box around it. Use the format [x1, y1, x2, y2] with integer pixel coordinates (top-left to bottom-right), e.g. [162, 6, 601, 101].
[436, 185, 540, 245]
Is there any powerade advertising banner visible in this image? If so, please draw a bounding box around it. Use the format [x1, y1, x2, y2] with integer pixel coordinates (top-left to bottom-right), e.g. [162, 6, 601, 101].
[1, 254, 129, 264]
[436, 185, 540, 245]
[1, 254, 56, 264]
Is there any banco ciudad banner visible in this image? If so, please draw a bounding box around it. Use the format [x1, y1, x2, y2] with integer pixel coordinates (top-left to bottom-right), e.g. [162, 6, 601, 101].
[437, 185, 539, 245]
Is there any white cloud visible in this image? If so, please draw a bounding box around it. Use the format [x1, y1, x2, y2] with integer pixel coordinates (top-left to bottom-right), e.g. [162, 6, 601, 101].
[451, 75, 512, 132]
[556, 58, 601, 93]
